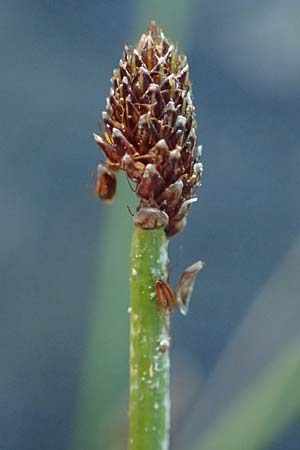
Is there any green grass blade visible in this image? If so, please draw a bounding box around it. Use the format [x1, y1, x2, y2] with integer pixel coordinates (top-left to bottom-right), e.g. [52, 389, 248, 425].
[193, 339, 300, 450]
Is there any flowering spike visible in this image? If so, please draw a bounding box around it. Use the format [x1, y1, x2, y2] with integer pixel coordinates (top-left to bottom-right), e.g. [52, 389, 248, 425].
[94, 21, 203, 237]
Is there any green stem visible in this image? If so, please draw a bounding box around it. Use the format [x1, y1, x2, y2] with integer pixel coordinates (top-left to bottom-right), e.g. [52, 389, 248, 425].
[129, 227, 171, 450]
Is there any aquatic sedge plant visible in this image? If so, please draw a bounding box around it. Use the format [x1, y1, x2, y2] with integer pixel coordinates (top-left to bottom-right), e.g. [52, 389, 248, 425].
[93, 21, 203, 450]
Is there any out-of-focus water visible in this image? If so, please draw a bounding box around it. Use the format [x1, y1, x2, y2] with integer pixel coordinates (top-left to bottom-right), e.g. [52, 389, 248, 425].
[1, 1, 300, 449]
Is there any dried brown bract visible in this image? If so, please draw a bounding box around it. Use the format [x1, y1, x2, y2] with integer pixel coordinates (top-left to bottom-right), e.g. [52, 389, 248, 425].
[176, 260, 204, 315]
[133, 207, 169, 229]
[155, 260, 204, 315]
[156, 279, 177, 313]
[94, 21, 203, 237]
[95, 164, 117, 203]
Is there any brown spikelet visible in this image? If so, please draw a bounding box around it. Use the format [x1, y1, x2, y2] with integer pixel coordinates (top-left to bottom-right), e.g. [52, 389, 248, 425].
[94, 21, 203, 237]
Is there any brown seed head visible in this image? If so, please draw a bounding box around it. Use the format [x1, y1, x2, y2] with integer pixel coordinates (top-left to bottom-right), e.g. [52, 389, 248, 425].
[94, 21, 203, 237]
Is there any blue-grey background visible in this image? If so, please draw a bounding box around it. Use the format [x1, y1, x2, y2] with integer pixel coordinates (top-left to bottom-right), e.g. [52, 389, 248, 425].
[1, 1, 300, 449]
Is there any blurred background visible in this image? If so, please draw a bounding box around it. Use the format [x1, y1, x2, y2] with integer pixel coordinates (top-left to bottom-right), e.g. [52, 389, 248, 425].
[1, 0, 300, 449]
